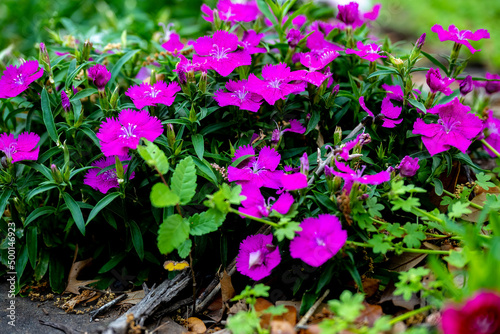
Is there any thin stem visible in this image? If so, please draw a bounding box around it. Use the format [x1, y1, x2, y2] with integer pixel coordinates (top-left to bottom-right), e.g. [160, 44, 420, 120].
[411, 206, 444, 224]
[481, 139, 500, 159]
[389, 305, 433, 325]
[228, 207, 279, 227]
[346, 241, 451, 255]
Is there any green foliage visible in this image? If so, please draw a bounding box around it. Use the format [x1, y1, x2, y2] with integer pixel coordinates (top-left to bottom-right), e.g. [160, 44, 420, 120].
[157, 214, 190, 255]
[171, 156, 197, 205]
[137, 139, 170, 175]
[150, 183, 180, 208]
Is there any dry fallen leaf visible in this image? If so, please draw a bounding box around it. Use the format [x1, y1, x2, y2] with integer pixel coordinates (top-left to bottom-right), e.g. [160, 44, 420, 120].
[228, 299, 248, 315]
[221, 270, 235, 303]
[379, 282, 420, 310]
[117, 290, 145, 306]
[270, 320, 296, 334]
[273, 306, 297, 326]
[355, 302, 383, 327]
[462, 186, 500, 222]
[187, 317, 206, 334]
[361, 278, 380, 298]
[61, 289, 99, 312]
[385, 252, 427, 272]
[64, 257, 98, 295]
[255, 298, 274, 328]
[164, 260, 190, 271]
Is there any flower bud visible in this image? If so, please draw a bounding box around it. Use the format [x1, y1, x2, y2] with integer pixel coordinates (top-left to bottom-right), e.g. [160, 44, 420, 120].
[167, 124, 176, 148]
[300, 152, 309, 174]
[459, 75, 473, 96]
[38, 42, 51, 72]
[51, 164, 64, 184]
[398, 156, 420, 177]
[82, 40, 93, 62]
[416, 33, 426, 49]
[334, 126, 342, 146]
[109, 86, 119, 109]
[358, 133, 371, 146]
[199, 71, 207, 93]
[61, 90, 71, 113]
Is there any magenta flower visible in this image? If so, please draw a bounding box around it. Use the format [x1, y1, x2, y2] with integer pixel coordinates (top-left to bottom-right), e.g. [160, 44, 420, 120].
[83, 155, 135, 194]
[281, 173, 308, 191]
[201, 0, 260, 23]
[174, 54, 208, 82]
[426, 68, 454, 96]
[336, 2, 381, 29]
[213, 80, 263, 112]
[0, 132, 40, 163]
[289, 214, 347, 267]
[236, 234, 281, 281]
[0, 60, 43, 98]
[159, 23, 184, 52]
[192, 31, 251, 77]
[306, 31, 344, 53]
[431, 24, 490, 54]
[247, 63, 307, 105]
[345, 41, 386, 62]
[397, 156, 420, 177]
[295, 51, 339, 86]
[359, 96, 403, 128]
[271, 119, 306, 146]
[441, 291, 500, 334]
[484, 73, 500, 95]
[96, 109, 163, 156]
[61, 90, 71, 112]
[125, 81, 181, 109]
[239, 185, 293, 218]
[239, 30, 266, 54]
[227, 145, 284, 189]
[88, 64, 111, 92]
[287, 29, 304, 48]
[460, 75, 474, 96]
[413, 98, 483, 156]
[484, 110, 500, 157]
[330, 160, 391, 194]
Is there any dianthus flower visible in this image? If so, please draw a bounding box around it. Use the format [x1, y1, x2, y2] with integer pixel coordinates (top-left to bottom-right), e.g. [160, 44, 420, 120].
[125, 81, 181, 109]
[459, 75, 474, 96]
[61, 90, 71, 112]
[397, 156, 420, 177]
[0, 132, 40, 163]
[483, 110, 500, 157]
[0, 60, 43, 98]
[88, 64, 111, 92]
[227, 145, 284, 189]
[345, 41, 386, 62]
[329, 160, 391, 194]
[239, 30, 266, 54]
[247, 63, 307, 105]
[281, 173, 308, 191]
[236, 234, 281, 281]
[159, 23, 184, 52]
[484, 73, 500, 95]
[239, 185, 293, 218]
[359, 96, 402, 128]
[83, 155, 135, 194]
[173, 54, 208, 84]
[213, 80, 263, 112]
[426, 68, 454, 96]
[289, 214, 347, 267]
[295, 51, 339, 87]
[306, 31, 344, 53]
[413, 98, 482, 156]
[336, 2, 381, 29]
[96, 109, 163, 156]
[441, 291, 500, 334]
[431, 24, 490, 54]
[192, 31, 251, 77]
[201, 0, 260, 23]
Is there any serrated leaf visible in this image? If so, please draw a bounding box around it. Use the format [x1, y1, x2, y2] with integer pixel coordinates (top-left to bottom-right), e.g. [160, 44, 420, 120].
[189, 208, 226, 236]
[171, 156, 197, 205]
[448, 201, 472, 219]
[274, 221, 302, 242]
[157, 214, 190, 255]
[368, 234, 392, 254]
[177, 239, 192, 258]
[150, 183, 180, 207]
[443, 250, 468, 268]
[392, 197, 420, 212]
[137, 139, 170, 174]
[402, 223, 426, 248]
[475, 172, 495, 190]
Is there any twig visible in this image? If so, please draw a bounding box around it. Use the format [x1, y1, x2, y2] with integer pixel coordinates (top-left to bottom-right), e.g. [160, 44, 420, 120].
[308, 150, 335, 186]
[296, 289, 330, 328]
[153, 296, 194, 320]
[39, 320, 83, 334]
[89, 294, 128, 322]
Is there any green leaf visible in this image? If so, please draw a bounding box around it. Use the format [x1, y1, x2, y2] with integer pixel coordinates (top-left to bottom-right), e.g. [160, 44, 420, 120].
[41, 88, 58, 143]
[256, 0, 277, 26]
[385, 223, 405, 238]
[0, 189, 12, 221]
[328, 290, 365, 323]
[402, 223, 426, 248]
[366, 197, 384, 217]
[129, 220, 144, 261]
[107, 49, 140, 88]
[421, 51, 448, 75]
[69, 88, 98, 102]
[98, 252, 127, 273]
[366, 69, 399, 79]
[444, 250, 468, 268]
[62, 193, 86, 235]
[49, 258, 65, 293]
[274, 221, 302, 242]
[305, 109, 320, 135]
[137, 139, 170, 174]
[157, 214, 190, 255]
[189, 208, 226, 236]
[475, 172, 495, 190]
[368, 234, 392, 254]
[448, 201, 472, 219]
[65, 61, 90, 88]
[177, 239, 192, 259]
[391, 197, 421, 212]
[27, 184, 58, 202]
[24, 206, 56, 227]
[408, 98, 426, 113]
[230, 154, 255, 167]
[433, 178, 444, 196]
[35, 251, 50, 282]
[192, 134, 205, 160]
[171, 156, 197, 205]
[27, 226, 38, 269]
[80, 127, 101, 148]
[150, 183, 180, 208]
[86, 192, 120, 225]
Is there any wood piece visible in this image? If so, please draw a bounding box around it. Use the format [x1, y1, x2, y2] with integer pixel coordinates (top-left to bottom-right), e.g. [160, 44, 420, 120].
[89, 293, 128, 322]
[102, 271, 191, 334]
[39, 320, 83, 334]
[296, 289, 330, 328]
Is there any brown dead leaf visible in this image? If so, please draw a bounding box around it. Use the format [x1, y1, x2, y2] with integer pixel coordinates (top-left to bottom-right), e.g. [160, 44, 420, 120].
[379, 282, 420, 310]
[187, 317, 206, 334]
[361, 278, 380, 298]
[117, 290, 145, 306]
[221, 270, 235, 302]
[270, 320, 296, 334]
[228, 299, 248, 315]
[255, 298, 274, 328]
[273, 306, 297, 326]
[462, 186, 500, 222]
[64, 257, 98, 295]
[302, 324, 320, 334]
[355, 302, 383, 327]
[385, 252, 427, 272]
[61, 289, 98, 312]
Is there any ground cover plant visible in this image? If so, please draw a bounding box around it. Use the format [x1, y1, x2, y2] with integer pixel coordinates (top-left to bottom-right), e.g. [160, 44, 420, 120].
[1, 0, 500, 333]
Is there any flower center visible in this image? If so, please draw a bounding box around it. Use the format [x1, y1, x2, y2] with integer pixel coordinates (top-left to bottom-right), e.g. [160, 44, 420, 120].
[210, 45, 231, 60]
[367, 44, 380, 54]
[248, 250, 263, 268]
[438, 118, 461, 134]
[102, 169, 117, 181]
[315, 237, 326, 246]
[232, 89, 248, 101]
[473, 313, 496, 333]
[2, 142, 17, 160]
[489, 122, 499, 135]
[268, 79, 281, 89]
[14, 74, 24, 86]
[222, 7, 235, 20]
[120, 123, 138, 139]
[148, 87, 161, 98]
[251, 160, 263, 174]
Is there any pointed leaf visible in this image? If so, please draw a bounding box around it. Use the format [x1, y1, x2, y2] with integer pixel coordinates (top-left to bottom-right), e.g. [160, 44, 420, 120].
[41, 88, 58, 143]
[129, 220, 144, 261]
[24, 206, 56, 227]
[192, 134, 205, 160]
[172, 156, 197, 205]
[189, 208, 226, 236]
[0, 189, 12, 221]
[157, 214, 190, 255]
[62, 193, 86, 235]
[27, 226, 38, 269]
[138, 139, 170, 174]
[86, 192, 121, 225]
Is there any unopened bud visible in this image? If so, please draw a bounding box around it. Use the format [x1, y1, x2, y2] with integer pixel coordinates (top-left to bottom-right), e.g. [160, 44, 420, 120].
[300, 152, 309, 174]
[51, 164, 64, 184]
[61, 91, 70, 113]
[334, 126, 342, 146]
[358, 133, 371, 146]
[82, 40, 93, 62]
[460, 75, 473, 96]
[199, 71, 207, 93]
[167, 124, 176, 148]
[39, 42, 51, 72]
[150, 69, 157, 86]
[109, 86, 119, 109]
[416, 33, 426, 49]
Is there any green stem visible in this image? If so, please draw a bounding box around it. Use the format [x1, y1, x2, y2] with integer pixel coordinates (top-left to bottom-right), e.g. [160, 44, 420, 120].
[389, 305, 433, 325]
[431, 183, 484, 210]
[481, 139, 500, 159]
[411, 206, 444, 224]
[346, 241, 451, 255]
[229, 207, 279, 227]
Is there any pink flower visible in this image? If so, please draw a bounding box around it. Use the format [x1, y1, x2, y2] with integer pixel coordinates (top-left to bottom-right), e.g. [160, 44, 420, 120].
[306, 31, 344, 53]
[336, 2, 381, 29]
[239, 30, 266, 54]
[88, 64, 111, 92]
[0, 132, 40, 163]
[201, 0, 260, 23]
[228, 145, 284, 189]
[96, 109, 163, 156]
[483, 110, 500, 158]
[431, 24, 490, 54]
[441, 291, 500, 334]
[159, 23, 184, 52]
[271, 119, 306, 146]
[426, 68, 454, 96]
[289, 214, 347, 267]
[397, 156, 420, 177]
[281, 173, 308, 191]
[239, 185, 293, 218]
[125, 81, 181, 109]
[236, 234, 281, 281]
[484, 73, 500, 95]
[329, 160, 391, 194]
[0, 60, 43, 98]
[61, 90, 71, 112]
[83, 155, 135, 194]
[359, 96, 403, 128]
[295, 50, 339, 86]
[213, 80, 263, 112]
[345, 41, 386, 62]
[247, 63, 307, 105]
[192, 31, 251, 77]
[413, 98, 483, 156]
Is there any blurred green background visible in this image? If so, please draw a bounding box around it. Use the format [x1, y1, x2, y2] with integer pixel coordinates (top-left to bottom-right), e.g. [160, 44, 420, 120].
[0, 0, 499, 70]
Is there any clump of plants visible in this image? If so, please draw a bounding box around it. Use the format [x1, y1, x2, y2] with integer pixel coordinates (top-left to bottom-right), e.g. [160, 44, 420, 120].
[1, 0, 500, 333]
